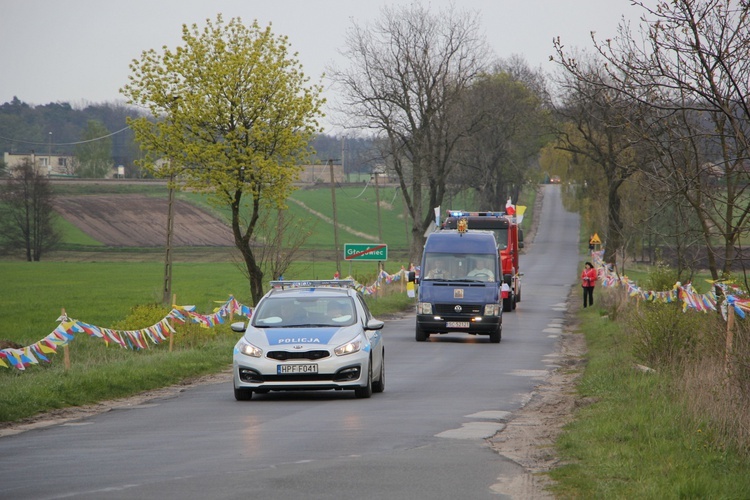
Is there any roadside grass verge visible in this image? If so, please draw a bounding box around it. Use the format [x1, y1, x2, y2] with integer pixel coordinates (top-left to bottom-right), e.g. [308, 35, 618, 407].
[0, 328, 237, 422]
[549, 293, 750, 498]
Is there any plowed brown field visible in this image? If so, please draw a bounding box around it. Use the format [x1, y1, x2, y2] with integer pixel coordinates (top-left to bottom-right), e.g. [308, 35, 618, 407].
[53, 194, 234, 247]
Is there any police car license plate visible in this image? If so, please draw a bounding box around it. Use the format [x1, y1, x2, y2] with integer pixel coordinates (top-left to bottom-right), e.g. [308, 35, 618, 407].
[447, 321, 470, 328]
[278, 364, 318, 374]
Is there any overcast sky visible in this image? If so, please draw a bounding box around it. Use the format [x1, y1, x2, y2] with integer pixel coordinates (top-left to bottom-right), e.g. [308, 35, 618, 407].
[1, 0, 652, 132]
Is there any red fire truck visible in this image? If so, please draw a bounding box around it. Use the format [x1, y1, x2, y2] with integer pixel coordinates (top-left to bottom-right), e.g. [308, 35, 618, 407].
[442, 210, 523, 312]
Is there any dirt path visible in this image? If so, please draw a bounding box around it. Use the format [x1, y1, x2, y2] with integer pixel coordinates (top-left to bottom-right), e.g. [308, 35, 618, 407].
[488, 292, 586, 498]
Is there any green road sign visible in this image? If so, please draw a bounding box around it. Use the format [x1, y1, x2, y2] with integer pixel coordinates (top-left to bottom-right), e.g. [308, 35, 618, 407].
[344, 243, 388, 261]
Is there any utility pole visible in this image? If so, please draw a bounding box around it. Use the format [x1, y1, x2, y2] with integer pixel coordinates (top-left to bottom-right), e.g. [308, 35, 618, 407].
[47, 132, 52, 177]
[163, 169, 175, 306]
[329, 159, 341, 275]
[163, 95, 181, 306]
[374, 169, 383, 242]
[341, 136, 346, 182]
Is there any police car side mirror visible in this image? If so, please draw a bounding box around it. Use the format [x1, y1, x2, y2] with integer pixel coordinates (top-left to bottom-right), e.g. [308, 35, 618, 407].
[231, 321, 247, 333]
[366, 319, 385, 330]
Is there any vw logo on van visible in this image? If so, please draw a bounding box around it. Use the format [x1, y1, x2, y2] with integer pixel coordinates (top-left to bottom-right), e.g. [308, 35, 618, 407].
[454, 305, 462, 312]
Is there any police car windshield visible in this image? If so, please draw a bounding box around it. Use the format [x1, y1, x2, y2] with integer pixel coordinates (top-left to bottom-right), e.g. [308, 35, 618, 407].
[252, 297, 356, 327]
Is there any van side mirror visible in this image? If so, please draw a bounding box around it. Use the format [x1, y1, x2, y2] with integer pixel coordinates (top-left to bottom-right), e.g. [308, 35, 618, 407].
[518, 229, 524, 248]
[408, 271, 418, 284]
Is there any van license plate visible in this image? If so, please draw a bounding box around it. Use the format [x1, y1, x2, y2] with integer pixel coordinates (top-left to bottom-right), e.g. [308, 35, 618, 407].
[278, 364, 318, 374]
[446, 321, 470, 328]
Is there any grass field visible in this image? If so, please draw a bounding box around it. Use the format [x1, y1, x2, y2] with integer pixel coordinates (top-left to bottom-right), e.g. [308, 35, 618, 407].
[45, 180, 536, 254]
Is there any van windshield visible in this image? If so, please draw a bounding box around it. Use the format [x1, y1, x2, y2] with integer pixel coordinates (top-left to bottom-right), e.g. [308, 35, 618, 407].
[422, 253, 497, 281]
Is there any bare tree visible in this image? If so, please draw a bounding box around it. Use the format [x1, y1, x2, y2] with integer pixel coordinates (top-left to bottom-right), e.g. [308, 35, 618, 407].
[0, 159, 60, 261]
[249, 208, 316, 281]
[550, 53, 644, 264]
[330, 2, 490, 261]
[576, 0, 750, 284]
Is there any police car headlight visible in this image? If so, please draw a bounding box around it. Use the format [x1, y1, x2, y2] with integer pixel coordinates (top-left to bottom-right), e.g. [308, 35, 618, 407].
[335, 334, 363, 356]
[237, 340, 263, 358]
[417, 302, 432, 314]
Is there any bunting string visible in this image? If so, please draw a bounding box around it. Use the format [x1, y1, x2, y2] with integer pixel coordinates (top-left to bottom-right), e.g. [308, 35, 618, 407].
[591, 249, 750, 319]
[0, 268, 415, 371]
[0, 296, 253, 371]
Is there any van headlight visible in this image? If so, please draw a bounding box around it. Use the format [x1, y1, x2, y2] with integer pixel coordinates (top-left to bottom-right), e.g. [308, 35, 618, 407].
[335, 334, 363, 356]
[484, 304, 501, 316]
[417, 302, 433, 315]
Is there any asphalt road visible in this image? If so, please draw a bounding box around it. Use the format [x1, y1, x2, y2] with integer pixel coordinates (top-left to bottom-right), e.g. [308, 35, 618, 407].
[0, 184, 580, 500]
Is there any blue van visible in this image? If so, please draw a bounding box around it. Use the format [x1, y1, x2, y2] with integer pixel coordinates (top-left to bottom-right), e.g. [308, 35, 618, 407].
[413, 229, 502, 343]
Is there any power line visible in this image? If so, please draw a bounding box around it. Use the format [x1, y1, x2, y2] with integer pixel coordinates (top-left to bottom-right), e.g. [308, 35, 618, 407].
[0, 126, 132, 146]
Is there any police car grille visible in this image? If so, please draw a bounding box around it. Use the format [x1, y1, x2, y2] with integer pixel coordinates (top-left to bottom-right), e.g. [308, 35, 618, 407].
[434, 303, 483, 315]
[267, 350, 330, 361]
[263, 374, 337, 382]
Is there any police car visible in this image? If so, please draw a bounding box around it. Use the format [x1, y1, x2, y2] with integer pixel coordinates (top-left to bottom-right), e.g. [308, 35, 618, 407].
[231, 280, 385, 400]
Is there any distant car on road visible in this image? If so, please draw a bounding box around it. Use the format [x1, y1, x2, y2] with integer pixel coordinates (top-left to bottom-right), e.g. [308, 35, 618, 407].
[231, 280, 385, 400]
[550, 175, 561, 184]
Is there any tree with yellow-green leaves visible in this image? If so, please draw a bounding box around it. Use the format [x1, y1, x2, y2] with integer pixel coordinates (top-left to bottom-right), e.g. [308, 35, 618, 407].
[121, 15, 324, 304]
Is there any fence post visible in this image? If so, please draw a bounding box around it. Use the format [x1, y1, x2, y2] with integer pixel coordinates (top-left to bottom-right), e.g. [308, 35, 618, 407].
[169, 294, 176, 353]
[725, 303, 735, 377]
[61, 308, 71, 371]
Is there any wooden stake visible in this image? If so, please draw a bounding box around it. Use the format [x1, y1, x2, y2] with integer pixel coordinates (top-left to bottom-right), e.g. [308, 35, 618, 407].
[725, 303, 735, 377]
[169, 294, 176, 352]
[61, 308, 71, 371]
[63, 345, 70, 371]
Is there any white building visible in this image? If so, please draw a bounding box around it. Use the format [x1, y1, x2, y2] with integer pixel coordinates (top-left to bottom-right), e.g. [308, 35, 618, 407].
[3, 152, 75, 177]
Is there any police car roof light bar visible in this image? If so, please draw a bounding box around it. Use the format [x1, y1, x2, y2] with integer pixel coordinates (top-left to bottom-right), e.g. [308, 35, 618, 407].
[269, 279, 356, 290]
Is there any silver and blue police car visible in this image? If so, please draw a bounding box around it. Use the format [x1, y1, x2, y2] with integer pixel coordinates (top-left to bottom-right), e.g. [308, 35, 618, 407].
[232, 280, 385, 400]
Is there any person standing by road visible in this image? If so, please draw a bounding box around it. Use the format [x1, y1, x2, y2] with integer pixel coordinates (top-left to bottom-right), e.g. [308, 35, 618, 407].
[581, 261, 597, 308]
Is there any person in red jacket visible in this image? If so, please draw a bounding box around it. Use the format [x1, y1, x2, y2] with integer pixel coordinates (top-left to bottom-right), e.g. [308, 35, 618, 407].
[581, 261, 597, 307]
